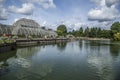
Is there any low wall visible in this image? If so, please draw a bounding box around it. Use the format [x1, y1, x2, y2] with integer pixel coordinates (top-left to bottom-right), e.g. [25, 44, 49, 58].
[16, 38, 69, 46]
[0, 43, 16, 53]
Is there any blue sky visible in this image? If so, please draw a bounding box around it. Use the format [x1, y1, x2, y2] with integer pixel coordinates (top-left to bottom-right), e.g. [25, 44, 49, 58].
[0, 0, 120, 30]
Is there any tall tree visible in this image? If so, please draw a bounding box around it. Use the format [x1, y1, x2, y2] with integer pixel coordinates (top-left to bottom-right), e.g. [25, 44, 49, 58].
[79, 27, 83, 37]
[111, 22, 120, 32]
[89, 27, 96, 38]
[97, 28, 101, 38]
[57, 25, 67, 36]
[84, 27, 89, 37]
[111, 22, 120, 38]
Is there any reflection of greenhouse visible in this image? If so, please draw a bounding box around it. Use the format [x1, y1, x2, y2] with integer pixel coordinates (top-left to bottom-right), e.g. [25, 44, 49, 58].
[0, 18, 57, 37]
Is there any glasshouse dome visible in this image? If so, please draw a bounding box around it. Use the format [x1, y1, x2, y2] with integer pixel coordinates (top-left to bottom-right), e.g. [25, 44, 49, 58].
[0, 18, 57, 38]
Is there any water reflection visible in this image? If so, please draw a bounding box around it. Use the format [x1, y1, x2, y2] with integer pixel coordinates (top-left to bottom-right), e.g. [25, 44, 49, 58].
[110, 41, 120, 58]
[86, 40, 114, 80]
[14, 46, 42, 68]
[0, 51, 16, 76]
[56, 42, 67, 51]
[14, 61, 54, 80]
[0, 41, 120, 80]
[16, 46, 41, 58]
[79, 40, 83, 49]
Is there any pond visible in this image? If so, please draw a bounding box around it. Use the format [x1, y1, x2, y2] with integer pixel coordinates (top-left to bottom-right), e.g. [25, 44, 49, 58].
[0, 40, 120, 80]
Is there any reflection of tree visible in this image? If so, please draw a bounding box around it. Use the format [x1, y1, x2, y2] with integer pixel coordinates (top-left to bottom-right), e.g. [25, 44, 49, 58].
[89, 40, 102, 46]
[79, 40, 83, 49]
[86, 40, 114, 80]
[110, 42, 120, 58]
[0, 61, 10, 76]
[87, 52, 114, 80]
[0, 50, 16, 76]
[0, 50, 16, 62]
[56, 42, 67, 51]
[87, 41, 101, 54]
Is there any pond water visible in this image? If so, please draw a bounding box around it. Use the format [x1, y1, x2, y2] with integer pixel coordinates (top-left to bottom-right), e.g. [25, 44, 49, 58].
[0, 40, 120, 80]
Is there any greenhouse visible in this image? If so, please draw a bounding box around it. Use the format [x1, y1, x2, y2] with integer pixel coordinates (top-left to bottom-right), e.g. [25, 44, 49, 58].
[0, 24, 13, 36]
[0, 18, 57, 38]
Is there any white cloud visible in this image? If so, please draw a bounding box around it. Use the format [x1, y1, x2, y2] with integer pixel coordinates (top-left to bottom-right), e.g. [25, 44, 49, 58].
[40, 0, 56, 9]
[21, 0, 56, 9]
[8, 3, 34, 15]
[0, 0, 7, 20]
[88, 0, 120, 22]
[42, 21, 47, 26]
[14, 18, 19, 22]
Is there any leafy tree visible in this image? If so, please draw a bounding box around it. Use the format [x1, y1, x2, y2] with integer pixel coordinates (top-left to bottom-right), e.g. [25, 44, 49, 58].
[71, 30, 79, 37]
[79, 27, 83, 37]
[114, 32, 120, 41]
[57, 25, 67, 36]
[89, 27, 96, 37]
[111, 22, 120, 32]
[100, 30, 111, 38]
[84, 27, 89, 37]
[111, 22, 120, 38]
[97, 28, 101, 38]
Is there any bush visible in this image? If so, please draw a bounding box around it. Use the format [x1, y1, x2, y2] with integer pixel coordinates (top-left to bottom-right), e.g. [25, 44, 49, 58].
[114, 33, 120, 41]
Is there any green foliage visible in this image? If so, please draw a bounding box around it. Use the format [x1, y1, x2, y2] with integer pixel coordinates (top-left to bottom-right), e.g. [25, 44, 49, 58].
[69, 27, 111, 39]
[100, 30, 111, 38]
[65, 22, 120, 40]
[111, 22, 120, 38]
[0, 40, 4, 44]
[111, 22, 120, 32]
[0, 39, 14, 44]
[114, 33, 120, 41]
[57, 25, 67, 36]
[12, 35, 18, 39]
[84, 27, 89, 37]
[89, 27, 97, 37]
[79, 27, 83, 37]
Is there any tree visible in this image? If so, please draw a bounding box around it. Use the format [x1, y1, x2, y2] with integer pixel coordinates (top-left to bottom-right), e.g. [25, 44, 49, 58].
[84, 27, 89, 37]
[79, 27, 83, 37]
[111, 22, 120, 38]
[100, 30, 111, 38]
[97, 28, 101, 38]
[71, 30, 79, 37]
[89, 27, 96, 38]
[57, 25, 67, 36]
[111, 22, 120, 32]
[114, 32, 120, 41]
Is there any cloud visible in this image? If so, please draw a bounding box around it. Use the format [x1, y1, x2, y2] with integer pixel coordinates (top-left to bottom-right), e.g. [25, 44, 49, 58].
[91, 0, 120, 7]
[8, 3, 34, 15]
[21, 0, 56, 9]
[0, 0, 7, 20]
[88, 5, 119, 22]
[0, 0, 5, 4]
[39, 0, 56, 9]
[105, 0, 120, 7]
[88, 0, 120, 22]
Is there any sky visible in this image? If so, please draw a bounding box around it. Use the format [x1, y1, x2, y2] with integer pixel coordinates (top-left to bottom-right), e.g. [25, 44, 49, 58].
[0, 0, 120, 31]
